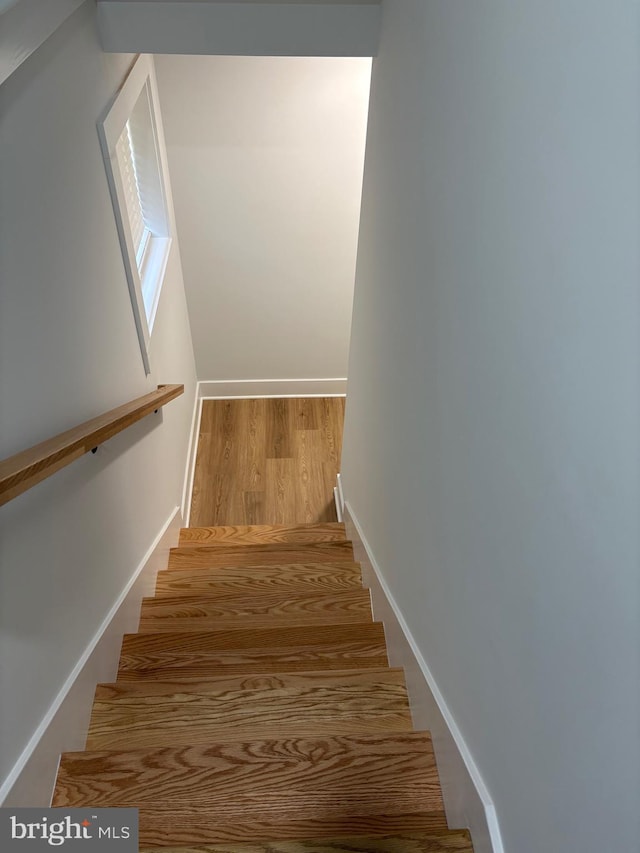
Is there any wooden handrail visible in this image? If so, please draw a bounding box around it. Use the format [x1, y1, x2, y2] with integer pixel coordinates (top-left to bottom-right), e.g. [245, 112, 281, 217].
[0, 384, 184, 507]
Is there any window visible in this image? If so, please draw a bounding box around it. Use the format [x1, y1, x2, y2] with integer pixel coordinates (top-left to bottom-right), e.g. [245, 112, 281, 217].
[98, 55, 173, 374]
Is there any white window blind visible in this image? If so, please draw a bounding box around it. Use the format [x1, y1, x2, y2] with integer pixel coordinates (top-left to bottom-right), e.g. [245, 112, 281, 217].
[116, 123, 149, 267]
[114, 85, 169, 274]
[127, 86, 168, 239]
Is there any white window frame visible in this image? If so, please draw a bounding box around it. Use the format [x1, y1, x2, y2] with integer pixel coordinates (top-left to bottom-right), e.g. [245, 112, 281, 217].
[98, 54, 174, 374]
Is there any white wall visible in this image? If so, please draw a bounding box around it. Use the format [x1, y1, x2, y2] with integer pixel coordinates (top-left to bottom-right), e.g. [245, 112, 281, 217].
[342, 2, 639, 852]
[0, 2, 197, 800]
[154, 55, 370, 382]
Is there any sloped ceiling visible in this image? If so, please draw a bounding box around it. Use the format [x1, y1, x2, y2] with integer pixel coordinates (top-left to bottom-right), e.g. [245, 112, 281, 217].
[0, 0, 84, 85]
[97, 0, 381, 57]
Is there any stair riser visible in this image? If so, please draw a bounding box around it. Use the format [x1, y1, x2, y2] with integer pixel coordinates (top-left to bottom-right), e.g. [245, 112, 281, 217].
[137, 616, 373, 631]
[118, 656, 390, 681]
[109, 812, 451, 848]
[179, 523, 347, 547]
[121, 623, 386, 655]
[138, 832, 474, 853]
[168, 542, 355, 570]
[86, 716, 414, 750]
[95, 669, 407, 698]
[139, 620, 377, 633]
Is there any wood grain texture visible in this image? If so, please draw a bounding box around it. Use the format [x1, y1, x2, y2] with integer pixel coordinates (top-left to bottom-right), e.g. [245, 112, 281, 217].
[121, 623, 386, 654]
[117, 656, 391, 681]
[292, 430, 332, 525]
[168, 542, 355, 570]
[55, 731, 442, 802]
[293, 399, 319, 430]
[0, 384, 183, 507]
[86, 681, 412, 749]
[138, 830, 473, 853]
[265, 458, 298, 525]
[317, 396, 344, 466]
[266, 398, 295, 460]
[95, 668, 407, 699]
[236, 399, 268, 492]
[54, 733, 447, 845]
[189, 398, 344, 527]
[178, 523, 347, 547]
[189, 401, 240, 525]
[68, 812, 451, 849]
[153, 564, 363, 597]
[138, 590, 372, 631]
[118, 623, 388, 680]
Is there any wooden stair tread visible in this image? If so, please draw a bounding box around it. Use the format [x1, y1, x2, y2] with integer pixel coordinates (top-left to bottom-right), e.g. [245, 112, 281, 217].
[119, 624, 388, 680]
[138, 590, 372, 631]
[54, 733, 447, 844]
[56, 731, 440, 799]
[168, 542, 355, 570]
[87, 680, 412, 749]
[179, 523, 347, 547]
[96, 668, 407, 697]
[154, 564, 363, 596]
[138, 830, 473, 852]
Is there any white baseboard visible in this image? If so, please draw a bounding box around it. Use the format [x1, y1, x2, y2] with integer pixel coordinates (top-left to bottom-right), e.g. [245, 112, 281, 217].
[335, 473, 345, 517]
[333, 487, 343, 522]
[181, 386, 203, 525]
[0, 507, 182, 808]
[198, 378, 347, 399]
[344, 501, 505, 853]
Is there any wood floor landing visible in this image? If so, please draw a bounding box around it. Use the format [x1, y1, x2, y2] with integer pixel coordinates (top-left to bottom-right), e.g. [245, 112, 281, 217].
[53, 523, 472, 851]
[189, 398, 345, 527]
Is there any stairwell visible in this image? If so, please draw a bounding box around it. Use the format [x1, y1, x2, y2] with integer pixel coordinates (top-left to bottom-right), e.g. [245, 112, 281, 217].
[52, 522, 473, 852]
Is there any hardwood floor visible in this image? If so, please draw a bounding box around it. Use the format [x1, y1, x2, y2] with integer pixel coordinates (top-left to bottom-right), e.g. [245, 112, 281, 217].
[189, 398, 345, 527]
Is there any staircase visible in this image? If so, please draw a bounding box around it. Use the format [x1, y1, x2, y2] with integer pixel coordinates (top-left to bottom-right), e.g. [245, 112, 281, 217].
[52, 522, 473, 852]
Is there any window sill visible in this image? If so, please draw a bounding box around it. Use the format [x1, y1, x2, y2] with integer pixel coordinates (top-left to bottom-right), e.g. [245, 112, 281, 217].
[141, 236, 172, 333]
